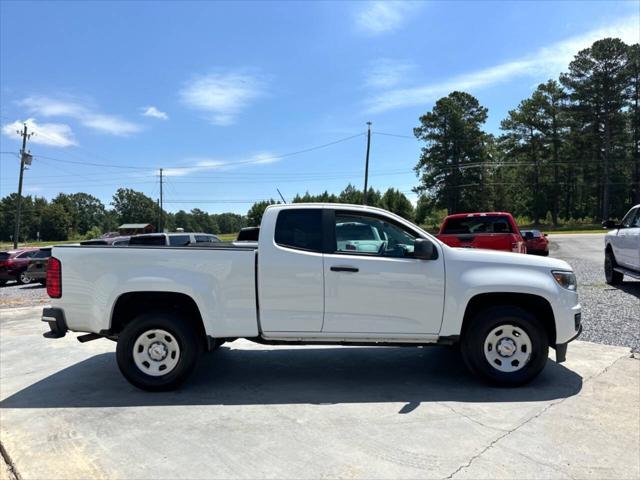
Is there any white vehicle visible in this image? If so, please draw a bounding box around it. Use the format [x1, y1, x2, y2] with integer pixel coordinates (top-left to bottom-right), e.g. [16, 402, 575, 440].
[603, 204, 640, 284]
[128, 232, 221, 246]
[42, 204, 582, 391]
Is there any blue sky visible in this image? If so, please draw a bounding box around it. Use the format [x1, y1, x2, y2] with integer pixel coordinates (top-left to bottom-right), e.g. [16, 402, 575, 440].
[1, 0, 638, 214]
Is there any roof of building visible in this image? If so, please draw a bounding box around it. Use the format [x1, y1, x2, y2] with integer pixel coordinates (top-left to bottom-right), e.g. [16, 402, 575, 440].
[118, 223, 153, 229]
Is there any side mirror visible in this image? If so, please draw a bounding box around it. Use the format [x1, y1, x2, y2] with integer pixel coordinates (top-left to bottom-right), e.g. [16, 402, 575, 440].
[543, 233, 548, 237]
[414, 238, 435, 260]
[523, 231, 534, 240]
[602, 220, 619, 229]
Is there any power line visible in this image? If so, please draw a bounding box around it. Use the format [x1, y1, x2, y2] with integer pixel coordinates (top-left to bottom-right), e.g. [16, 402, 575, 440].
[27, 132, 367, 173]
[373, 131, 415, 139]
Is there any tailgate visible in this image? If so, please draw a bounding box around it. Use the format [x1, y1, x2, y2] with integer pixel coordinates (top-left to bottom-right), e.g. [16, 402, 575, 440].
[437, 233, 515, 251]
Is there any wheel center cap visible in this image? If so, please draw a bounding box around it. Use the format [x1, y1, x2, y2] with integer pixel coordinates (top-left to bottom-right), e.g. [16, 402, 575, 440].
[148, 342, 168, 361]
[497, 338, 517, 357]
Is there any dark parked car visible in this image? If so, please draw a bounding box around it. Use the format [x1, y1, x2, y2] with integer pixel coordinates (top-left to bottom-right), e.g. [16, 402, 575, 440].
[0, 248, 39, 285]
[25, 248, 52, 284]
[521, 229, 550, 256]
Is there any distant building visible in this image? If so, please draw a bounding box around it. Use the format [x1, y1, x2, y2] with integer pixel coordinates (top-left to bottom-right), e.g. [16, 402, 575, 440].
[118, 223, 155, 235]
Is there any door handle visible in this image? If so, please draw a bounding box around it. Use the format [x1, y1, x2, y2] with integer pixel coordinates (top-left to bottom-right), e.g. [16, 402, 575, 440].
[330, 266, 359, 272]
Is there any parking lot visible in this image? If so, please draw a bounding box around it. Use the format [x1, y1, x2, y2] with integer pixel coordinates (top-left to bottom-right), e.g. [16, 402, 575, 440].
[1, 234, 638, 479]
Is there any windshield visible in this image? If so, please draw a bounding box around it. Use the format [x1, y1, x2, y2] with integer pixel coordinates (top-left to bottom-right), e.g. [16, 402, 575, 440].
[443, 216, 513, 234]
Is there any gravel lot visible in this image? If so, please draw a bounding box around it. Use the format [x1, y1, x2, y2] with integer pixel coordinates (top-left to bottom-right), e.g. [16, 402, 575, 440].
[549, 233, 639, 352]
[2, 234, 637, 350]
[0, 282, 48, 309]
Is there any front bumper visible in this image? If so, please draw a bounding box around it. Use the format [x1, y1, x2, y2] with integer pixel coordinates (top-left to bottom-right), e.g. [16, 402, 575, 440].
[42, 307, 68, 338]
[554, 311, 582, 363]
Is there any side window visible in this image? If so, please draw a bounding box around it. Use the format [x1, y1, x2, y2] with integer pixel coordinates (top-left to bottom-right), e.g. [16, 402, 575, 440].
[17, 251, 35, 258]
[274, 209, 323, 252]
[34, 250, 51, 258]
[334, 213, 416, 258]
[633, 209, 640, 228]
[169, 235, 191, 246]
[195, 234, 219, 243]
[621, 208, 639, 228]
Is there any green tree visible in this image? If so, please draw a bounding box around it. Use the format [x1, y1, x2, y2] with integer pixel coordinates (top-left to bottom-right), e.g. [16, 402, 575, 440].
[111, 188, 158, 226]
[40, 203, 71, 240]
[500, 94, 550, 223]
[379, 188, 414, 220]
[560, 38, 631, 219]
[51, 192, 105, 236]
[414, 91, 491, 214]
[626, 43, 640, 204]
[215, 213, 247, 233]
[247, 200, 279, 226]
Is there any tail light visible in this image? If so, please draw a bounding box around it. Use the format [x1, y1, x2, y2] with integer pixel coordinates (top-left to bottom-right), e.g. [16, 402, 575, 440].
[511, 239, 525, 253]
[46, 257, 62, 298]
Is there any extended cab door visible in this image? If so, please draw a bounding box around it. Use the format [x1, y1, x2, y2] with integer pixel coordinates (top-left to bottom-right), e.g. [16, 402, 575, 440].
[323, 209, 445, 335]
[258, 208, 325, 332]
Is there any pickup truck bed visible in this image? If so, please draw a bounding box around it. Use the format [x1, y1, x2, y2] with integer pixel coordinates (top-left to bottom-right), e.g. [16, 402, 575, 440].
[42, 203, 582, 391]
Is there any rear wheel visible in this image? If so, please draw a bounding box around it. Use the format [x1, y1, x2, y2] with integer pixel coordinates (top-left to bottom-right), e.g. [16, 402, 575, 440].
[461, 306, 549, 387]
[18, 271, 32, 285]
[116, 312, 203, 391]
[604, 250, 623, 285]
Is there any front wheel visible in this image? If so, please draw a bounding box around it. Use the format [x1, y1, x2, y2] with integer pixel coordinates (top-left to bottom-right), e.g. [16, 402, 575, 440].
[461, 307, 549, 387]
[116, 312, 203, 391]
[604, 251, 623, 285]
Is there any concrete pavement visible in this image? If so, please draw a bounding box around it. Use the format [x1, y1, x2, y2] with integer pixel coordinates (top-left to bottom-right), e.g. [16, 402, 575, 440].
[1, 306, 638, 479]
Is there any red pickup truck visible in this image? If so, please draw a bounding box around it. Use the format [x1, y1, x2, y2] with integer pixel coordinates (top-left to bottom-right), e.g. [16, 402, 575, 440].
[436, 212, 527, 253]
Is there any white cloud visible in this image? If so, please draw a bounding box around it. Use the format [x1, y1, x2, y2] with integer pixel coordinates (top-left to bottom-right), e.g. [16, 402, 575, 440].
[2, 118, 77, 147]
[141, 106, 169, 120]
[366, 16, 640, 113]
[180, 71, 266, 126]
[365, 59, 417, 89]
[162, 153, 279, 177]
[19, 96, 141, 136]
[355, 1, 419, 35]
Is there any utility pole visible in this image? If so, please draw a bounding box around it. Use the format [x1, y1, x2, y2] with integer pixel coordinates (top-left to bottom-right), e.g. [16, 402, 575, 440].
[13, 124, 32, 249]
[363, 121, 372, 205]
[159, 168, 164, 232]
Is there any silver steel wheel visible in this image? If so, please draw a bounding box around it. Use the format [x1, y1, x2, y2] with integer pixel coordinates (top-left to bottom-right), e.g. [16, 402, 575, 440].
[133, 329, 181, 377]
[483, 324, 532, 373]
[19, 271, 32, 284]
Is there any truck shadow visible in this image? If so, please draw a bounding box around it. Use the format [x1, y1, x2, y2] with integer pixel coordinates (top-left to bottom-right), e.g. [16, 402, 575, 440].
[614, 281, 640, 299]
[0, 346, 583, 411]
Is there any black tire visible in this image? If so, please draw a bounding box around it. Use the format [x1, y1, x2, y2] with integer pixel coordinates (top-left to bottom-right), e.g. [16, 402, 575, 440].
[116, 312, 203, 391]
[0, 280, 6, 287]
[461, 306, 549, 387]
[604, 250, 623, 285]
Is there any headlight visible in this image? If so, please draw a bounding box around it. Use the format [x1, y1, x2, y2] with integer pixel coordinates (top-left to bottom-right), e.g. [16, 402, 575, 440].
[552, 270, 577, 291]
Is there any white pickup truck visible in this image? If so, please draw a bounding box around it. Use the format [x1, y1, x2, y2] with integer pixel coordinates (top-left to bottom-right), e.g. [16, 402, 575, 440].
[603, 204, 640, 284]
[42, 203, 582, 391]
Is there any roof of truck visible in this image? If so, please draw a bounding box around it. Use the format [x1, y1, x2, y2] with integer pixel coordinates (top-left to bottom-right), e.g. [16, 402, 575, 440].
[443, 212, 514, 219]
